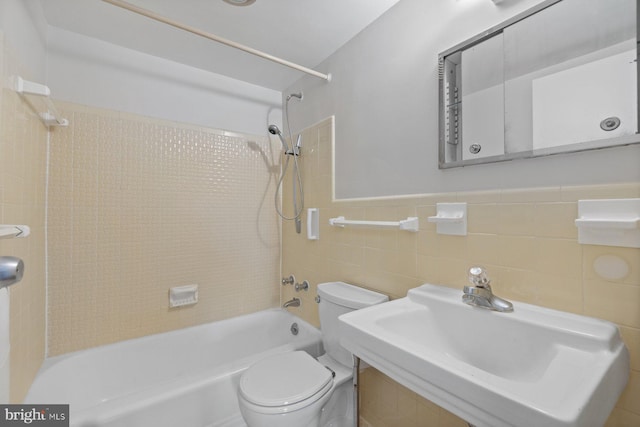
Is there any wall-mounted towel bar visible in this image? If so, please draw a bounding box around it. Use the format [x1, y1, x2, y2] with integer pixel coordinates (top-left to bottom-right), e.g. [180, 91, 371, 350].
[14, 77, 69, 128]
[0, 225, 30, 240]
[328, 216, 419, 232]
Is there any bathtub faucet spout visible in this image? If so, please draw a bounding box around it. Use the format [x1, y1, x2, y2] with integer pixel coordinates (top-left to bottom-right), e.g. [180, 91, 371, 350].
[283, 298, 300, 308]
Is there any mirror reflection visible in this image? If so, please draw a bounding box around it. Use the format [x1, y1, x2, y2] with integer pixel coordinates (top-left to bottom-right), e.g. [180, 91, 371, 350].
[439, 0, 638, 168]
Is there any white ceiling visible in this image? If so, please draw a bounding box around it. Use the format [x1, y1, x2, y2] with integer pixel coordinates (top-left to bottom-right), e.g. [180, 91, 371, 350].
[39, 0, 402, 91]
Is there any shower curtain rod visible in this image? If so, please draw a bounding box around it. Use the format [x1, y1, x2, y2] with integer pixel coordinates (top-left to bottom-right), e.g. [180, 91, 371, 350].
[101, 0, 332, 82]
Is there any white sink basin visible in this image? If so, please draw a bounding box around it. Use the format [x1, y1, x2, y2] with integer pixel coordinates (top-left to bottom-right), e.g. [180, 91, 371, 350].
[339, 284, 629, 427]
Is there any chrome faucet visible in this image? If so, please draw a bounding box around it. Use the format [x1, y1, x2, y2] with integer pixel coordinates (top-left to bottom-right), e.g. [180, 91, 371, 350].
[462, 267, 513, 313]
[283, 297, 301, 308]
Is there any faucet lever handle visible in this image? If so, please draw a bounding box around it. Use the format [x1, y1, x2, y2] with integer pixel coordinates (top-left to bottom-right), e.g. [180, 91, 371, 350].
[468, 266, 490, 288]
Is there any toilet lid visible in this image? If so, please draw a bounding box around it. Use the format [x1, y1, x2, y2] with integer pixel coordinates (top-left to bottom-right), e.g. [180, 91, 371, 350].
[239, 351, 333, 407]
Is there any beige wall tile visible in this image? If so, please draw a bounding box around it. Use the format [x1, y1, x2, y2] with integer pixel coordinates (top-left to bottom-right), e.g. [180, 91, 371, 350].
[617, 370, 640, 416]
[466, 233, 500, 266]
[466, 203, 500, 234]
[435, 257, 472, 289]
[439, 409, 470, 427]
[360, 368, 467, 427]
[416, 398, 441, 424]
[47, 103, 281, 355]
[282, 117, 639, 427]
[417, 231, 438, 257]
[498, 203, 537, 236]
[533, 274, 584, 314]
[584, 279, 640, 328]
[435, 234, 467, 260]
[498, 235, 536, 270]
[416, 255, 441, 285]
[535, 238, 583, 278]
[605, 407, 640, 427]
[1, 41, 47, 402]
[619, 326, 640, 372]
[494, 267, 538, 303]
[533, 202, 578, 239]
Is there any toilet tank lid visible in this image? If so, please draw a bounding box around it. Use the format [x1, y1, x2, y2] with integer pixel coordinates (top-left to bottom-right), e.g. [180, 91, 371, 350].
[317, 282, 388, 309]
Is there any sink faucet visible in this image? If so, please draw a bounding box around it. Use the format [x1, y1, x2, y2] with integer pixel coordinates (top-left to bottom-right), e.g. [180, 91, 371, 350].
[462, 267, 513, 313]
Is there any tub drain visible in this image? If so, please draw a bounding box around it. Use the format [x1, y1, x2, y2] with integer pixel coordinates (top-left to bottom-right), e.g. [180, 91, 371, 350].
[290, 323, 299, 335]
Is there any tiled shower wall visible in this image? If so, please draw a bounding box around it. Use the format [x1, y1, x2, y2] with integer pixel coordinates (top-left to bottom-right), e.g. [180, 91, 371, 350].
[282, 117, 640, 426]
[0, 34, 47, 402]
[47, 102, 281, 356]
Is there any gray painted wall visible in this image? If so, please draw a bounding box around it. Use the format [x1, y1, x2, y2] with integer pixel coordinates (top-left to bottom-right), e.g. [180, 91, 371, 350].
[0, 0, 47, 81]
[285, 0, 640, 199]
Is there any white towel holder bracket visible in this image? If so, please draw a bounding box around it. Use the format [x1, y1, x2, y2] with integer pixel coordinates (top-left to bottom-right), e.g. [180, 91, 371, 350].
[14, 77, 69, 128]
[0, 225, 30, 240]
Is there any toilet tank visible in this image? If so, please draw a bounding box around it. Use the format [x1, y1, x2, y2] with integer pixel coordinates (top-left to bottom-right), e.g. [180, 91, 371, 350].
[317, 282, 388, 367]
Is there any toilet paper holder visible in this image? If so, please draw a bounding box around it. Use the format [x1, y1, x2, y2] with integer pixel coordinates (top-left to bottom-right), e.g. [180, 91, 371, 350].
[0, 257, 24, 289]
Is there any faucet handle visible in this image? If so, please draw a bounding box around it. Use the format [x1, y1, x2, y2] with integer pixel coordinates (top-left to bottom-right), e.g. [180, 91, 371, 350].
[282, 275, 295, 286]
[468, 266, 490, 288]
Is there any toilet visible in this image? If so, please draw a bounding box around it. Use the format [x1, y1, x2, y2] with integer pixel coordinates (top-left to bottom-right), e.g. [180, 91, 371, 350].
[237, 281, 388, 427]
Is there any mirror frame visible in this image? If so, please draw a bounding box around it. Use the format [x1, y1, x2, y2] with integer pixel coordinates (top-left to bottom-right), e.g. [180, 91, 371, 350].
[438, 0, 640, 169]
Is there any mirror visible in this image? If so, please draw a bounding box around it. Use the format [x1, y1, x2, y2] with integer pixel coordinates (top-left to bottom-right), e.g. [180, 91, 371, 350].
[439, 0, 639, 168]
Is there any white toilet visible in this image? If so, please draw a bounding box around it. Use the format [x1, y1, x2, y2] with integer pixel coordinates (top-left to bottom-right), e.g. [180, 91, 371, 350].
[237, 282, 388, 427]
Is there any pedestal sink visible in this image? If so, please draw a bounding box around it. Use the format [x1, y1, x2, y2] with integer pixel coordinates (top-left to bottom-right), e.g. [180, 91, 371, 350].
[339, 284, 629, 427]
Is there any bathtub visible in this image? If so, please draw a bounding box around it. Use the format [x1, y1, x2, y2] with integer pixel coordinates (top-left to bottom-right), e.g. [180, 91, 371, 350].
[25, 309, 322, 427]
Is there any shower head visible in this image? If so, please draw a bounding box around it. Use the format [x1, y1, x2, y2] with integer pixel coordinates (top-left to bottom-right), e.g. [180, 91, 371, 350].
[268, 124, 289, 152]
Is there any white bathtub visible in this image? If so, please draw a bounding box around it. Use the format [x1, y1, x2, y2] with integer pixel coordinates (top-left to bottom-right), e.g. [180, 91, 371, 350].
[25, 309, 322, 427]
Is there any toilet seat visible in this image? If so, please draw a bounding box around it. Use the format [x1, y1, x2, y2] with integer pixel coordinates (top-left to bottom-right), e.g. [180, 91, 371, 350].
[239, 351, 333, 413]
